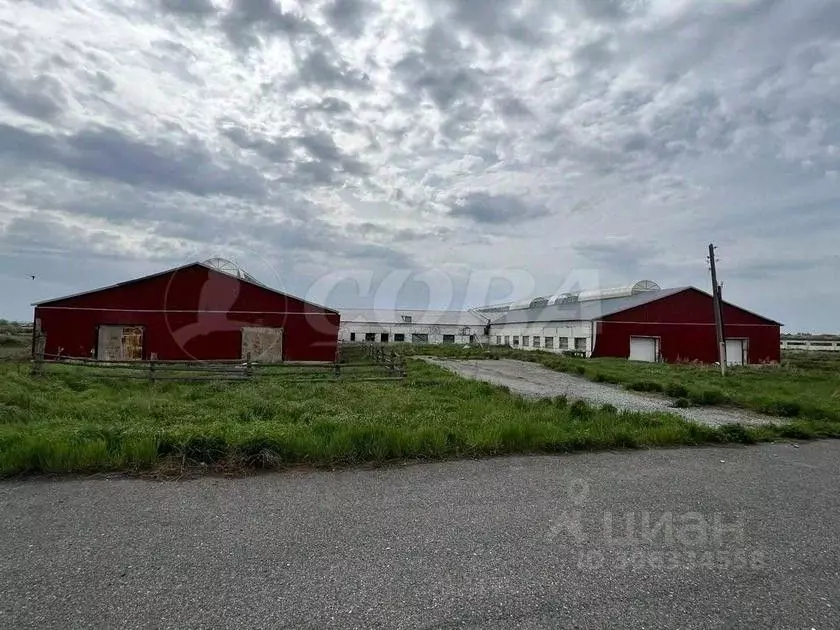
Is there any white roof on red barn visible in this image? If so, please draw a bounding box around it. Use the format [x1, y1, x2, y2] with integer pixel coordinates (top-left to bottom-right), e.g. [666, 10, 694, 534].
[491, 287, 781, 326]
[339, 309, 490, 327]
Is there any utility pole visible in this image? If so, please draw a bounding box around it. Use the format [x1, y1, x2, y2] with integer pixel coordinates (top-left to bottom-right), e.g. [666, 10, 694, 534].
[708, 243, 727, 376]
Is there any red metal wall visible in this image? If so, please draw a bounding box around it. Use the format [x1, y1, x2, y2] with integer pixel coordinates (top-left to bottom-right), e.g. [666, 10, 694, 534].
[34, 264, 340, 362]
[592, 288, 781, 363]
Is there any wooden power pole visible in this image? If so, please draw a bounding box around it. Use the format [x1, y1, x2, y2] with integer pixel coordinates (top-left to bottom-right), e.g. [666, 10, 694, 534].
[708, 243, 727, 376]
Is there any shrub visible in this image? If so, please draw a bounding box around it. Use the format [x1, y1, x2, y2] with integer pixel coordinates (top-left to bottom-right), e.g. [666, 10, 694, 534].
[569, 399, 591, 419]
[718, 424, 756, 444]
[513, 396, 530, 410]
[627, 381, 664, 393]
[665, 383, 689, 398]
[759, 400, 801, 418]
[689, 388, 727, 406]
[777, 424, 816, 440]
[237, 401, 276, 422]
[552, 395, 568, 408]
[592, 372, 621, 385]
[0, 336, 26, 347]
[573, 366, 586, 376]
[600, 403, 618, 414]
[673, 398, 691, 408]
[183, 436, 228, 463]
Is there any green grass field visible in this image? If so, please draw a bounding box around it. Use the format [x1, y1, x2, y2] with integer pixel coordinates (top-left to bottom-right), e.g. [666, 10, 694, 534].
[0, 333, 29, 359]
[1, 345, 838, 477]
[402, 345, 840, 422]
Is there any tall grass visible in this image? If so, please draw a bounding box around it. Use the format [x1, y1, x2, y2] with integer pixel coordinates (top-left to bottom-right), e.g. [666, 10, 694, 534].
[410, 345, 840, 422]
[2, 358, 825, 476]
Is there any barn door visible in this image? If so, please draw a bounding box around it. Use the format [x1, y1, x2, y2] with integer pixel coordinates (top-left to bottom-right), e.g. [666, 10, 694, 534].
[97, 325, 144, 361]
[725, 339, 747, 365]
[629, 336, 659, 362]
[241, 327, 283, 363]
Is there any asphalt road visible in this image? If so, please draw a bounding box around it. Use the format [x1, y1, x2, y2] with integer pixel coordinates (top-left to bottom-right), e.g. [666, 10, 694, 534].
[1, 442, 838, 630]
[424, 358, 780, 427]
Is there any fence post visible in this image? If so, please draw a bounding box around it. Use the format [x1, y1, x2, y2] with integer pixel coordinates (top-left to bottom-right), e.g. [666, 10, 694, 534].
[31, 331, 45, 377]
[149, 353, 158, 383]
[334, 345, 342, 379]
[245, 352, 254, 378]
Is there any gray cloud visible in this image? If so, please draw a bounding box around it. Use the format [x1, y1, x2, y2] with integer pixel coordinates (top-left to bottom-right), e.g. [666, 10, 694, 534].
[393, 25, 486, 110]
[576, 0, 636, 22]
[221, 125, 290, 163]
[295, 132, 370, 179]
[0, 73, 66, 120]
[351, 222, 453, 243]
[159, 0, 216, 18]
[436, 0, 546, 43]
[325, 0, 374, 36]
[0, 124, 265, 198]
[220, 0, 312, 48]
[572, 238, 655, 273]
[449, 192, 550, 224]
[727, 257, 820, 282]
[306, 97, 352, 114]
[294, 49, 370, 90]
[495, 96, 532, 119]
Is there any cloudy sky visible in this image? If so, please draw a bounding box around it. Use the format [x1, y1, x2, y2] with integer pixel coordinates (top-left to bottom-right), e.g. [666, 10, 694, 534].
[1, 0, 838, 331]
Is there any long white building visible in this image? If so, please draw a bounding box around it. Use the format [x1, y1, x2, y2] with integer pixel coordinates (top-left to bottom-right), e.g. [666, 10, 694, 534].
[780, 337, 840, 352]
[337, 280, 783, 364]
[338, 309, 490, 345]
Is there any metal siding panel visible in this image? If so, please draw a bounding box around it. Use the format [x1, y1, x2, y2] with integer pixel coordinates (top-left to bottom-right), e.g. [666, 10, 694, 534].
[33, 264, 340, 362]
[36, 308, 340, 362]
[592, 289, 781, 364]
[593, 321, 780, 364]
[601, 288, 778, 327]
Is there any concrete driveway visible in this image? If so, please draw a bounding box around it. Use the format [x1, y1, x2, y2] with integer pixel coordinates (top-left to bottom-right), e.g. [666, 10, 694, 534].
[424, 358, 780, 427]
[1, 441, 838, 629]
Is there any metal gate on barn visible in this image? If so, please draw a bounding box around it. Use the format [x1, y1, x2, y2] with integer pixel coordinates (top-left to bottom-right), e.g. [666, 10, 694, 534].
[241, 327, 284, 363]
[97, 325, 144, 361]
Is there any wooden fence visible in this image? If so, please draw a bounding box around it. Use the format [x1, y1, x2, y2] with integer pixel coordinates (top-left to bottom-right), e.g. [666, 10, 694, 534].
[25, 347, 406, 383]
[360, 343, 406, 377]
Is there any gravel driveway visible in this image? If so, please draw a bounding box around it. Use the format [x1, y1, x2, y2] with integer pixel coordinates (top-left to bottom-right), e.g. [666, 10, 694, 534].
[424, 358, 780, 427]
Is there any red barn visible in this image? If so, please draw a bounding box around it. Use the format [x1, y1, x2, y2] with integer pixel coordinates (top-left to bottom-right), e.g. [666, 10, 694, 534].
[487, 284, 781, 364]
[591, 287, 781, 364]
[32, 262, 339, 363]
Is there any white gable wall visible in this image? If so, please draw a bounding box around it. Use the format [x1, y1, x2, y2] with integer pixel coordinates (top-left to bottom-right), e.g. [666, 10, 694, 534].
[339, 322, 487, 345]
[489, 321, 594, 356]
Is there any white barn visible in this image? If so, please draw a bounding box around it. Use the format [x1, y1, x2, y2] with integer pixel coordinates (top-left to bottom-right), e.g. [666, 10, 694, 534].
[338, 310, 490, 345]
[477, 282, 664, 357]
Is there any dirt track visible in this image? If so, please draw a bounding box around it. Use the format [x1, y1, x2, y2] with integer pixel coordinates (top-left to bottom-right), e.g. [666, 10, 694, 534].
[424, 358, 781, 427]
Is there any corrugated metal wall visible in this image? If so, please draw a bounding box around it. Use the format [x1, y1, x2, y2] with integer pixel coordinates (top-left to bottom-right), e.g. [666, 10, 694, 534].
[592, 288, 780, 363]
[34, 264, 339, 362]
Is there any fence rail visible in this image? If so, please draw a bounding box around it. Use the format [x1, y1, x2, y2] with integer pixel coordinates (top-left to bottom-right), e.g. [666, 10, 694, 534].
[360, 343, 407, 377]
[26, 347, 406, 383]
